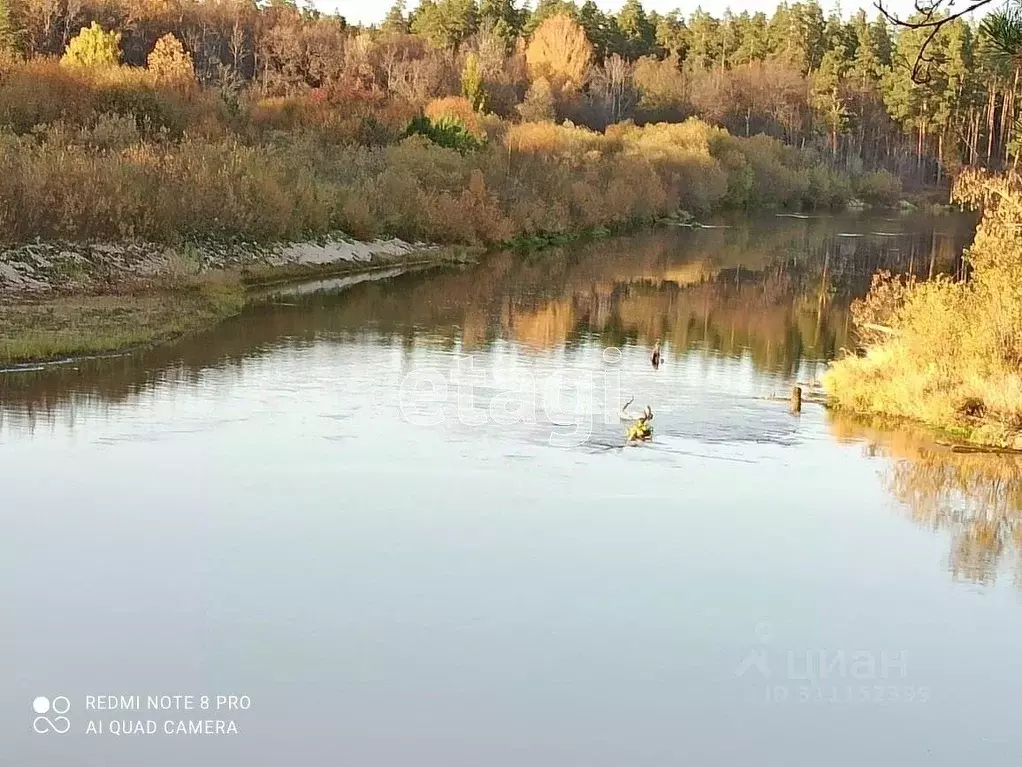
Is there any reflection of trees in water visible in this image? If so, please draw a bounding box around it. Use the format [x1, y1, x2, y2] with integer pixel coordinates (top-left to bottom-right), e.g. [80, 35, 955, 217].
[609, 269, 848, 376]
[0, 216, 972, 429]
[830, 414, 1022, 587]
[319, 217, 968, 371]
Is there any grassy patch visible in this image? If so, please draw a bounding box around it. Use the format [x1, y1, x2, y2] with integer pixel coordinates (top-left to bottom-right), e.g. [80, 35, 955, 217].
[0, 278, 244, 366]
[0, 249, 466, 366]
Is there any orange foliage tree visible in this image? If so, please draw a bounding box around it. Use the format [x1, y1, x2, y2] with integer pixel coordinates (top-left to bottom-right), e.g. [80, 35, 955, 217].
[146, 33, 195, 87]
[525, 14, 592, 92]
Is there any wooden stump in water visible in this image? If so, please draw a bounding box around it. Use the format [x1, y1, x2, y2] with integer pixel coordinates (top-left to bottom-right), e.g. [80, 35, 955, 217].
[790, 386, 802, 414]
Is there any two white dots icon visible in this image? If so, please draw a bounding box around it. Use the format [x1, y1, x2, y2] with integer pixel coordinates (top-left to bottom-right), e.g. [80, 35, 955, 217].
[32, 695, 71, 734]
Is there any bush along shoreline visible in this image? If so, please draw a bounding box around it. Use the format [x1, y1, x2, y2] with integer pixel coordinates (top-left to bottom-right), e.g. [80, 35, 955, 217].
[0, 53, 918, 367]
[824, 170, 1022, 451]
[0, 56, 907, 253]
[0, 72, 915, 365]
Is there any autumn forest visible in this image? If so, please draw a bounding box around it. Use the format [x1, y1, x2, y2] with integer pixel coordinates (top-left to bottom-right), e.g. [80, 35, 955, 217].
[0, 0, 1014, 248]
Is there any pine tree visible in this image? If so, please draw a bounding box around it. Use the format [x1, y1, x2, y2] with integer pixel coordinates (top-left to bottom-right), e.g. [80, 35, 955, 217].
[654, 10, 689, 62]
[579, 0, 624, 62]
[849, 11, 892, 88]
[410, 0, 478, 50]
[479, 0, 522, 39]
[616, 0, 655, 60]
[0, 0, 22, 56]
[768, 1, 825, 74]
[381, 0, 410, 35]
[461, 52, 486, 111]
[731, 12, 769, 66]
[812, 47, 850, 156]
[687, 9, 721, 70]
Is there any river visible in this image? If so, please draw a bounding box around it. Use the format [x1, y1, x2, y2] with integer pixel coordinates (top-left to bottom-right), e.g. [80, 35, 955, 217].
[3, 213, 1022, 765]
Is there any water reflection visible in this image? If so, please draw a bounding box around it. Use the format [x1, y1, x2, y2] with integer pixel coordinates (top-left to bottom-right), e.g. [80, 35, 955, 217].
[0, 213, 972, 426]
[8, 213, 1022, 766]
[6, 213, 1015, 586]
[831, 413, 1022, 587]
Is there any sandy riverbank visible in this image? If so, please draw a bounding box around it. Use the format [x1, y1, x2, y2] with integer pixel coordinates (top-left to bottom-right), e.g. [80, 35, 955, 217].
[0, 236, 463, 365]
[0, 235, 441, 298]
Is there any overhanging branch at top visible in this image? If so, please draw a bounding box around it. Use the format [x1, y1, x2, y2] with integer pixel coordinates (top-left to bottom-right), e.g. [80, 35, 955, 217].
[875, 0, 999, 81]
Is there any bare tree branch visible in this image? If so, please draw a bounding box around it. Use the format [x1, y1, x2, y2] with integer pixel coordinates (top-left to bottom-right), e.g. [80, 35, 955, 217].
[875, 0, 998, 82]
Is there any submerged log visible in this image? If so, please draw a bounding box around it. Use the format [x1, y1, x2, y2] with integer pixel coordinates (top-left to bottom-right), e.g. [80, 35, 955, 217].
[935, 440, 1022, 455]
[859, 323, 901, 337]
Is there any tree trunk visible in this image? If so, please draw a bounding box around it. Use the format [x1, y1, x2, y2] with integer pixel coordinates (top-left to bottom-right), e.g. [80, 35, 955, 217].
[937, 131, 944, 183]
[970, 108, 980, 165]
[987, 85, 997, 165]
[1005, 67, 1019, 167]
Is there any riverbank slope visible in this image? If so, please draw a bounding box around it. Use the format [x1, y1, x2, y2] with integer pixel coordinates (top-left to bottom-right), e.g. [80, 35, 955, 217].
[823, 170, 1022, 450]
[0, 236, 457, 366]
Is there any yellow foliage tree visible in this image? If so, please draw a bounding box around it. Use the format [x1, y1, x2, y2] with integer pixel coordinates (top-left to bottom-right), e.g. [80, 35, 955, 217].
[525, 14, 592, 91]
[61, 22, 121, 68]
[147, 33, 195, 86]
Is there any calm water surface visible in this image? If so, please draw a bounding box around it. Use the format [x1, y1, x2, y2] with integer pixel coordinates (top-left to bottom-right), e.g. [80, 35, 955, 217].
[3, 214, 1022, 765]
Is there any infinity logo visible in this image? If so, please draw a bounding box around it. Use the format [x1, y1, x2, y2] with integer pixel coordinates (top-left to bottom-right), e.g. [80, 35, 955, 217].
[32, 696, 71, 734]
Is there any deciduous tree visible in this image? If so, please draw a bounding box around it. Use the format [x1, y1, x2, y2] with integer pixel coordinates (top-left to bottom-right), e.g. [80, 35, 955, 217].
[526, 12, 593, 90]
[61, 21, 121, 68]
[147, 33, 195, 86]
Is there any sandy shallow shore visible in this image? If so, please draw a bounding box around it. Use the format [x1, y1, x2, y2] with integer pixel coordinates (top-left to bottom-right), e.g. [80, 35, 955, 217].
[0, 235, 438, 298]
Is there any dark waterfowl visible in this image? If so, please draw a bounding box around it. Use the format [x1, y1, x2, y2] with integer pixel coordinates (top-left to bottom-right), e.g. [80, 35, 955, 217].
[651, 341, 661, 369]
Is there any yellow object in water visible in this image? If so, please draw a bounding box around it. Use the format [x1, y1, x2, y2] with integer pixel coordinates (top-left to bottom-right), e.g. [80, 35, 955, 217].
[627, 421, 652, 441]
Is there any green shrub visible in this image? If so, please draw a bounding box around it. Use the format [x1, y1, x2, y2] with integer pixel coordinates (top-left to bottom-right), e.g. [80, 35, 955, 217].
[854, 170, 902, 207]
[405, 115, 483, 154]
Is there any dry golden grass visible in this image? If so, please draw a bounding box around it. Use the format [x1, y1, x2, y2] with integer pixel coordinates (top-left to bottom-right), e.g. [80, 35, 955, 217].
[825, 170, 1022, 447]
